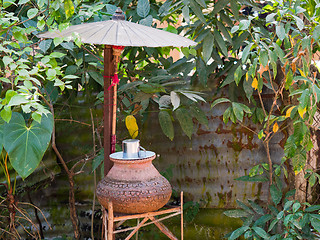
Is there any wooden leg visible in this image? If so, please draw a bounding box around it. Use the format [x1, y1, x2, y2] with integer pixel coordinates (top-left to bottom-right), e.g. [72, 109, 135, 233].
[125, 217, 148, 240]
[103, 208, 107, 240]
[149, 216, 178, 240]
[181, 191, 184, 240]
[107, 202, 114, 240]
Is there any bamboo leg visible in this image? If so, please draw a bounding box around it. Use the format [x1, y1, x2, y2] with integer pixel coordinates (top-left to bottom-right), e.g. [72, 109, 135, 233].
[125, 217, 149, 240]
[181, 192, 183, 240]
[149, 216, 178, 240]
[107, 202, 114, 240]
[135, 218, 139, 240]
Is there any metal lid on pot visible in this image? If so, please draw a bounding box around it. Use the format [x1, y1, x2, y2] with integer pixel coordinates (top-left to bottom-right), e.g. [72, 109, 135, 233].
[109, 139, 155, 160]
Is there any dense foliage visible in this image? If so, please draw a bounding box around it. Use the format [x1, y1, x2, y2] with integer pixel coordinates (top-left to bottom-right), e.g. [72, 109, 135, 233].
[2, 0, 320, 238]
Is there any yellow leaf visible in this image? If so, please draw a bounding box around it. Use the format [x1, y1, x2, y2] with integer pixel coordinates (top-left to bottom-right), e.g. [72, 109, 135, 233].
[298, 107, 306, 119]
[252, 77, 258, 90]
[246, 72, 249, 82]
[285, 106, 295, 118]
[125, 115, 139, 139]
[298, 68, 306, 77]
[273, 122, 279, 133]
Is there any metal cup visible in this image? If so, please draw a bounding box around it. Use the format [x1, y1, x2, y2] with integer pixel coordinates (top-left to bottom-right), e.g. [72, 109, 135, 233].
[122, 139, 140, 159]
[122, 139, 147, 159]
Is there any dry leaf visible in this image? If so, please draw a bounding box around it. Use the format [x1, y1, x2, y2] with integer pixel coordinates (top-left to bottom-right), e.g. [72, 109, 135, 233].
[252, 77, 258, 90]
[258, 64, 269, 77]
[285, 106, 295, 118]
[298, 107, 306, 119]
[273, 122, 279, 133]
[125, 115, 139, 139]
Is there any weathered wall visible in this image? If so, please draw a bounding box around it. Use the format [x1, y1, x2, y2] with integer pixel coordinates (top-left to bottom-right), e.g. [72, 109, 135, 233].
[141, 99, 285, 208]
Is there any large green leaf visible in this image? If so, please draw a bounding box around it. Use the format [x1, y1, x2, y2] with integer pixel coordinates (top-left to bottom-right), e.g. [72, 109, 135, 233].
[4, 112, 53, 179]
[175, 108, 193, 139]
[203, 33, 214, 63]
[137, 0, 150, 18]
[159, 110, 174, 140]
[270, 184, 282, 205]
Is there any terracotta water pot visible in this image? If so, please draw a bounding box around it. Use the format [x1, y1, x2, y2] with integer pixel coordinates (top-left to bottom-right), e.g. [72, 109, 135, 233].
[96, 145, 172, 214]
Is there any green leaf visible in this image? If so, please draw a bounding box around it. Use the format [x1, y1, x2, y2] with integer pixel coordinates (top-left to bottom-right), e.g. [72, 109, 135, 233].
[170, 91, 180, 111]
[305, 205, 320, 212]
[190, 0, 206, 24]
[252, 227, 269, 239]
[0, 118, 5, 152]
[50, 52, 66, 58]
[291, 152, 306, 173]
[140, 15, 153, 26]
[217, 21, 232, 43]
[235, 175, 268, 182]
[39, 39, 52, 53]
[8, 95, 29, 107]
[311, 217, 320, 232]
[4, 112, 53, 179]
[232, 102, 244, 122]
[243, 76, 253, 101]
[88, 71, 103, 86]
[268, 218, 279, 232]
[175, 108, 193, 139]
[239, 19, 250, 30]
[212, 0, 229, 15]
[214, 29, 228, 57]
[64, 0, 75, 19]
[182, 6, 190, 24]
[223, 107, 231, 124]
[3, 0, 16, 8]
[230, 0, 239, 20]
[27, 8, 38, 19]
[242, 43, 253, 63]
[234, 65, 243, 86]
[195, 0, 206, 8]
[211, 98, 230, 108]
[313, 25, 320, 40]
[292, 15, 304, 31]
[190, 105, 208, 127]
[276, 24, 286, 41]
[1, 106, 12, 123]
[137, 0, 150, 18]
[229, 226, 249, 240]
[92, 149, 104, 172]
[224, 209, 249, 218]
[259, 49, 268, 67]
[2, 56, 13, 66]
[270, 184, 282, 205]
[248, 200, 264, 215]
[158, 110, 174, 140]
[203, 33, 214, 63]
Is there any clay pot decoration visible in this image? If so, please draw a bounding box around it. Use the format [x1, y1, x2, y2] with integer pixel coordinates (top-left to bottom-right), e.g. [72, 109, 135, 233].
[96, 139, 172, 214]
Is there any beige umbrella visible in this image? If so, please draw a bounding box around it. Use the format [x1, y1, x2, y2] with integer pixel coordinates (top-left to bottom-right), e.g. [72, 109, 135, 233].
[38, 8, 196, 175]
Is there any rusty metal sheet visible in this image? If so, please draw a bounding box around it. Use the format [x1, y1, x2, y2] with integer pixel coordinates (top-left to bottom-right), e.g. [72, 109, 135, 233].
[141, 101, 285, 208]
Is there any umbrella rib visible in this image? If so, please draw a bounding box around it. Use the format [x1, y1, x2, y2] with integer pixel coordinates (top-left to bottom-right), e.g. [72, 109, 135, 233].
[129, 23, 164, 46]
[81, 24, 107, 42]
[120, 22, 133, 45]
[100, 23, 116, 45]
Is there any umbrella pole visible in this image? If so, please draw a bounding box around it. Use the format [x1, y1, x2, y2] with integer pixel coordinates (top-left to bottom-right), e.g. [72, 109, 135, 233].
[103, 45, 114, 176]
[111, 84, 117, 153]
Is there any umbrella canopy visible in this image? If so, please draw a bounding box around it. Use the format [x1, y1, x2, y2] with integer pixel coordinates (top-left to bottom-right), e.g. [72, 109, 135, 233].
[38, 12, 196, 47]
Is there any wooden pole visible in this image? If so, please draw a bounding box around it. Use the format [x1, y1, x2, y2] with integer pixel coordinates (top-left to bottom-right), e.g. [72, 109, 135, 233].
[103, 45, 114, 176]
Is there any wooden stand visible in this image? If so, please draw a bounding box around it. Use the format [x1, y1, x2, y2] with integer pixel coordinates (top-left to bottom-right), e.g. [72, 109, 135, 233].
[102, 192, 184, 240]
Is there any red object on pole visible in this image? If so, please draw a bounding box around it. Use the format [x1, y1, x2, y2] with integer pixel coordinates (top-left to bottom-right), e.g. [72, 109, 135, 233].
[103, 45, 114, 176]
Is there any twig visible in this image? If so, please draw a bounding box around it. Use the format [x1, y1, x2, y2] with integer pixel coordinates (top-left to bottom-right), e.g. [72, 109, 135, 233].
[18, 202, 52, 229]
[55, 118, 91, 126]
